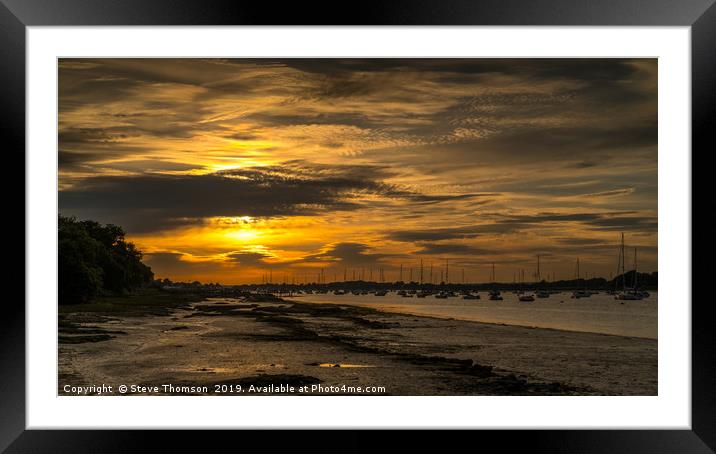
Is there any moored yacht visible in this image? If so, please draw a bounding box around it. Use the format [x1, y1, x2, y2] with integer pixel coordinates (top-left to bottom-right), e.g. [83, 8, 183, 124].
[571, 290, 591, 299]
[488, 290, 503, 301]
[614, 235, 644, 301]
[616, 290, 641, 300]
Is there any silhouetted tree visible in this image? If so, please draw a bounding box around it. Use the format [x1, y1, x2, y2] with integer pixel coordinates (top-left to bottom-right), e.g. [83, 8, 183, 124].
[58, 215, 153, 304]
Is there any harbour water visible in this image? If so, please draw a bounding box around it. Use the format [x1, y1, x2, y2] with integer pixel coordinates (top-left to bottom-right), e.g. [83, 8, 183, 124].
[291, 291, 658, 339]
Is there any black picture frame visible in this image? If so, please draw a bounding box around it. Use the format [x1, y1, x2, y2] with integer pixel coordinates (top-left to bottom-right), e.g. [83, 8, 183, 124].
[4, 0, 711, 451]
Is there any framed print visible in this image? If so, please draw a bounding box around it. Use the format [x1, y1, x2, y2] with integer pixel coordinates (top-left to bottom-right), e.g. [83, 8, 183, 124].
[5, 0, 712, 451]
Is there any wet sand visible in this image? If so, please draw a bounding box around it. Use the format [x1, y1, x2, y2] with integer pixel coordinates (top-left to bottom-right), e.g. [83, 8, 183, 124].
[58, 298, 657, 395]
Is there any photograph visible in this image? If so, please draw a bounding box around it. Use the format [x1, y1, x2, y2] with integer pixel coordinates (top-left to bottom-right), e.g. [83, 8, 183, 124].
[57, 57, 658, 397]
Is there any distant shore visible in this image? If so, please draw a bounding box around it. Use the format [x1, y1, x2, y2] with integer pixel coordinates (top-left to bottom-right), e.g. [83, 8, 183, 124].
[58, 291, 657, 396]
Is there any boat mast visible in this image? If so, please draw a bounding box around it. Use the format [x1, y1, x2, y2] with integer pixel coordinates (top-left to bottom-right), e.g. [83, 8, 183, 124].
[634, 247, 638, 289]
[537, 254, 541, 282]
[576, 258, 580, 280]
[621, 233, 626, 291]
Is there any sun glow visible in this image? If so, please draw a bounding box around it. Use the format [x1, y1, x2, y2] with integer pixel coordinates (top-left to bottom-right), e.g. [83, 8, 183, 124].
[225, 228, 260, 242]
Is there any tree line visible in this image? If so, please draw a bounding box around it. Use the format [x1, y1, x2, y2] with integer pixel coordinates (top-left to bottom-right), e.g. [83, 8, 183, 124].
[58, 215, 154, 304]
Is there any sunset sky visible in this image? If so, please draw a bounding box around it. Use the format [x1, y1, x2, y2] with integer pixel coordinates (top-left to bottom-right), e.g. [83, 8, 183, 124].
[58, 58, 657, 284]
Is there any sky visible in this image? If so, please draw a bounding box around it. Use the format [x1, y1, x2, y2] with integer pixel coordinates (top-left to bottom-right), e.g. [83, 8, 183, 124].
[58, 58, 657, 284]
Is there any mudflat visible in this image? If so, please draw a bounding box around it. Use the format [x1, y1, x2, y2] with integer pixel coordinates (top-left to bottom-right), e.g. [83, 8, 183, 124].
[58, 295, 657, 396]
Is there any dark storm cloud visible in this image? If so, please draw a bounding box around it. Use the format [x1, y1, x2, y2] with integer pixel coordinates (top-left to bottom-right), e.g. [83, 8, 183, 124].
[243, 112, 385, 130]
[143, 252, 219, 276]
[60, 59, 232, 94]
[586, 216, 658, 232]
[143, 252, 183, 268]
[58, 161, 473, 233]
[485, 123, 656, 155]
[58, 121, 218, 171]
[218, 162, 486, 204]
[226, 251, 279, 268]
[218, 160, 392, 183]
[570, 161, 601, 169]
[398, 121, 657, 171]
[269, 58, 643, 80]
[59, 127, 140, 144]
[59, 170, 368, 232]
[59, 149, 131, 171]
[58, 150, 92, 169]
[99, 160, 201, 172]
[495, 212, 658, 232]
[59, 76, 143, 109]
[387, 211, 657, 246]
[303, 242, 388, 266]
[60, 121, 225, 148]
[225, 132, 261, 141]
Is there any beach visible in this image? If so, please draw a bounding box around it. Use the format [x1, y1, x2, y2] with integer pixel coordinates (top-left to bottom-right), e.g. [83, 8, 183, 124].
[58, 294, 657, 396]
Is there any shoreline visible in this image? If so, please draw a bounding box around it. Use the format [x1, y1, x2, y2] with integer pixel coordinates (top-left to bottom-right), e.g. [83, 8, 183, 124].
[286, 296, 658, 341]
[58, 293, 657, 396]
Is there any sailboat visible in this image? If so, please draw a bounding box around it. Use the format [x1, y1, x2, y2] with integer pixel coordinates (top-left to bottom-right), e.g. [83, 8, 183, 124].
[512, 263, 533, 301]
[571, 258, 590, 298]
[615, 234, 643, 300]
[488, 263, 503, 300]
[535, 255, 549, 298]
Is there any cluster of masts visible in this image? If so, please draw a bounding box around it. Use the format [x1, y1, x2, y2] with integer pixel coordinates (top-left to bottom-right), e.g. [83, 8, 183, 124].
[254, 234, 650, 301]
[610, 232, 650, 301]
[260, 257, 562, 287]
[259, 257, 605, 287]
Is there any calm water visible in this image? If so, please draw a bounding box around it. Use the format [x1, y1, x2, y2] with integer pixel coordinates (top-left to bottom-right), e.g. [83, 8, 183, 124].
[292, 291, 657, 339]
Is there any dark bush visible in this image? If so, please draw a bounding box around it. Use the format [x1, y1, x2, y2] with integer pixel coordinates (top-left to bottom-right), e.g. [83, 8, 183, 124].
[58, 215, 153, 304]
